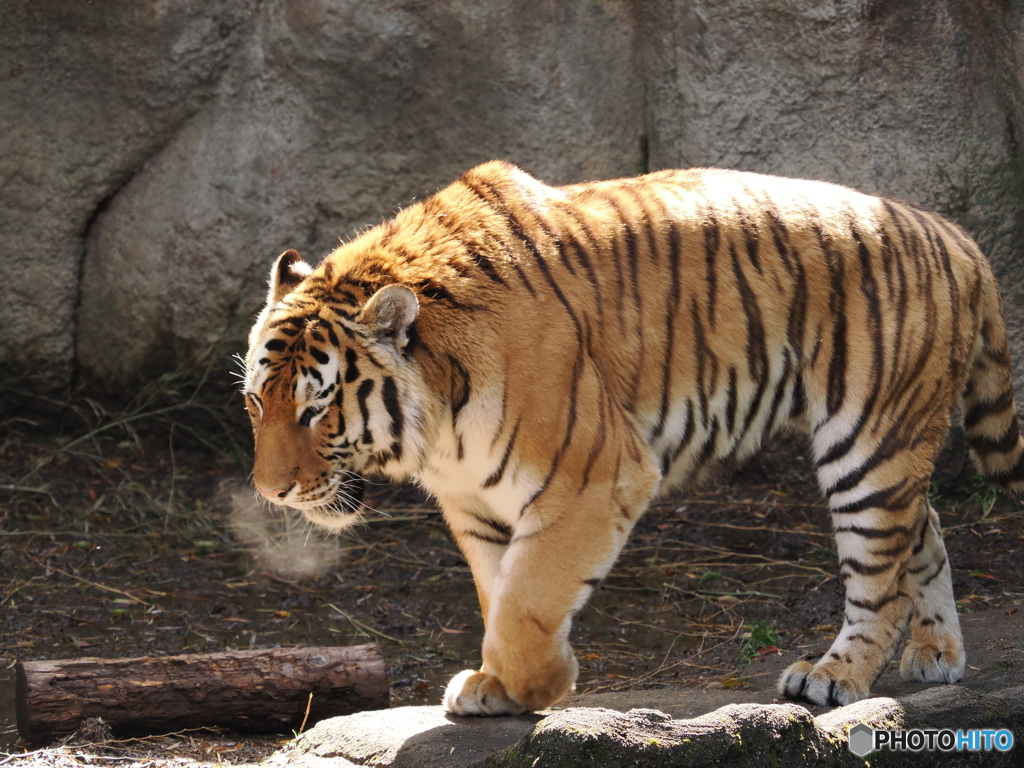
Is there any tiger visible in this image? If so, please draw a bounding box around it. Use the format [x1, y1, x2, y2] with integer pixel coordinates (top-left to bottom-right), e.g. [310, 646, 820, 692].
[242, 160, 1024, 715]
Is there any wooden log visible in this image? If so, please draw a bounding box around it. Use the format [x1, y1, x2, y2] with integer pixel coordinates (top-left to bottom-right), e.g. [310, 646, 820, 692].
[15, 644, 388, 744]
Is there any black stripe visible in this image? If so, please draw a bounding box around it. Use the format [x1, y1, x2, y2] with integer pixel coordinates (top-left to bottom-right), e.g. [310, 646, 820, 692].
[816, 419, 865, 467]
[414, 279, 460, 306]
[601, 192, 645, 408]
[345, 348, 360, 383]
[381, 376, 403, 439]
[848, 633, 876, 645]
[963, 390, 1015, 430]
[464, 510, 513, 542]
[356, 379, 375, 444]
[461, 178, 537, 295]
[849, 220, 884, 422]
[763, 202, 796, 273]
[878, 203, 938, 416]
[725, 367, 738, 435]
[919, 558, 946, 587]
[734, 196, 762, 274]
[969, 425, 1021, 456]
[932, 228, 965, 383]
[471, 251, 509, 286]
[759, 351, 792, 444]
[839, 558, 895, 576]
[662, 399, 696, 476]
[824, 381, 930, 498]
[449, 354, 472, 423]
[833, 522, 912, 539]
[829, 477, 913, 513]
[462, 530, 510, 546]
[332, 386, 346, 436]
[545, 218, 576, 276]
[690, 296, 718, 428]
[702, 208, 720, 328]
[580, 384, 608, 490]
[847, 592, 903, 612]
[910, 515, 929, 556]
[483, 421, 521, 489]
[820, 224, 848, 418]
[729, 241, 770, 438]
[651, 222, 681, 441]
[324, 322, 340, 348]
[790, 372, 806, 419]
[987, 453, 1024, 484]
[697, 416, 720, 465]
[562, 226, 603, 315]
[559, 205, 603, 293]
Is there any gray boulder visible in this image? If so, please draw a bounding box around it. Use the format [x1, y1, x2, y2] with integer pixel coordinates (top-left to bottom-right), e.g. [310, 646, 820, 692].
[1, 1, 1022, 388]
[276, 683, 1024, 768]
[0, 0, 258, 378]
[74, 0, 644, 383]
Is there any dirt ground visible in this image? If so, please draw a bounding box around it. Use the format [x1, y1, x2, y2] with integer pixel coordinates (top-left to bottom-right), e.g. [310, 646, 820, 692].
[2, 369, 1023, 766]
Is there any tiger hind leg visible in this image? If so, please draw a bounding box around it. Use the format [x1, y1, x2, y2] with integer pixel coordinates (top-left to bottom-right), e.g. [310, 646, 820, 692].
[778, 497, 918, 705]
[898, 503, 965, 683]
[779, 420, 953, 705]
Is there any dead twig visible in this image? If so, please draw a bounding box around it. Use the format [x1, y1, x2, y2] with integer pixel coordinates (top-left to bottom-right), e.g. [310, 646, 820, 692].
[22, 554, 151, 607]
[673, 514, 833, 538]
[662, 583, 784, 600]
[326, 603, 405, 645]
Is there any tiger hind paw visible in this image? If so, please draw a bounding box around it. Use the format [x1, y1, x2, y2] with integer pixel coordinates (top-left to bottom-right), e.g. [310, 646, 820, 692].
[900, 640, 965, 684]
[442, 670, 527, 716]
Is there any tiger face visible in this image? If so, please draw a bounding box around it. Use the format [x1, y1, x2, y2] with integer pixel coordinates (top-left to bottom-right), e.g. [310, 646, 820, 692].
[243, 249, 423, 530]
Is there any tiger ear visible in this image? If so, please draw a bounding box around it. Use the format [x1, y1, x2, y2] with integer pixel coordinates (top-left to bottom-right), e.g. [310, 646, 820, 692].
[268, 249, 312, 304]
[358, 284, 419, 348]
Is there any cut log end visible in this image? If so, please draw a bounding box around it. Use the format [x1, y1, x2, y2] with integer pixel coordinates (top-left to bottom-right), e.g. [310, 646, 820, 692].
[15, 644, 389, 745]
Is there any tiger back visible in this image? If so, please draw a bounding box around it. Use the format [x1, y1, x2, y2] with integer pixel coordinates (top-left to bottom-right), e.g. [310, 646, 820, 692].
[244, 160, 1024, 714]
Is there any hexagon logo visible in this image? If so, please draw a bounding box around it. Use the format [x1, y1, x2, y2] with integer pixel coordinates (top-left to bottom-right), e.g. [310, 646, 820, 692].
[848, 723, 875, 757]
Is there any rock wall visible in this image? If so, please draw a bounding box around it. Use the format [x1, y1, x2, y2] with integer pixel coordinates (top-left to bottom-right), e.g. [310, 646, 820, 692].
[2, 0, 1023, 387]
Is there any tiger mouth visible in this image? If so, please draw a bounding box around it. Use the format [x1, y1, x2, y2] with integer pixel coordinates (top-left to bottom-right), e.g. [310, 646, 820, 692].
[310, 474, 366, 510]
[333, 475, 366, 507]
[270, 475, 366, 513]
[286, 475, 368, 530]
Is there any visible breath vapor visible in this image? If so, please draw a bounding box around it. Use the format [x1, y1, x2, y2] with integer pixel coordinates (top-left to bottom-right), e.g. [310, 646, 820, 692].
[225, 484, 343, 579]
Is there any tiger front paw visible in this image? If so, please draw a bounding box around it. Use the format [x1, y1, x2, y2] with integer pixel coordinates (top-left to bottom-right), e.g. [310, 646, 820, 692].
[442, 670, 527, 716]
[900, 640, 965, 684]
[777, 659, 869, 707]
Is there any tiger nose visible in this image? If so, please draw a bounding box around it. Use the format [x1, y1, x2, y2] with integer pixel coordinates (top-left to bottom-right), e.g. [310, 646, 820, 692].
[257, 486, 290, 501]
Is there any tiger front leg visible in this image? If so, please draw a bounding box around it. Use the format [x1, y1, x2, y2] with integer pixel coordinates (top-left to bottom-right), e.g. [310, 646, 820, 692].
[443, 520, 611, 715]
[443, 436, 660, 716]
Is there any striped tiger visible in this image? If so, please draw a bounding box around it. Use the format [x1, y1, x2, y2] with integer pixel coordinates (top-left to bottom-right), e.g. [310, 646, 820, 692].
[243, 160, 1024, 714]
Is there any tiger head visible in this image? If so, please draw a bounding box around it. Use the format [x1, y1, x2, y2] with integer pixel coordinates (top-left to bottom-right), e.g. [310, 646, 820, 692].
[243, 249, 425, 530]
